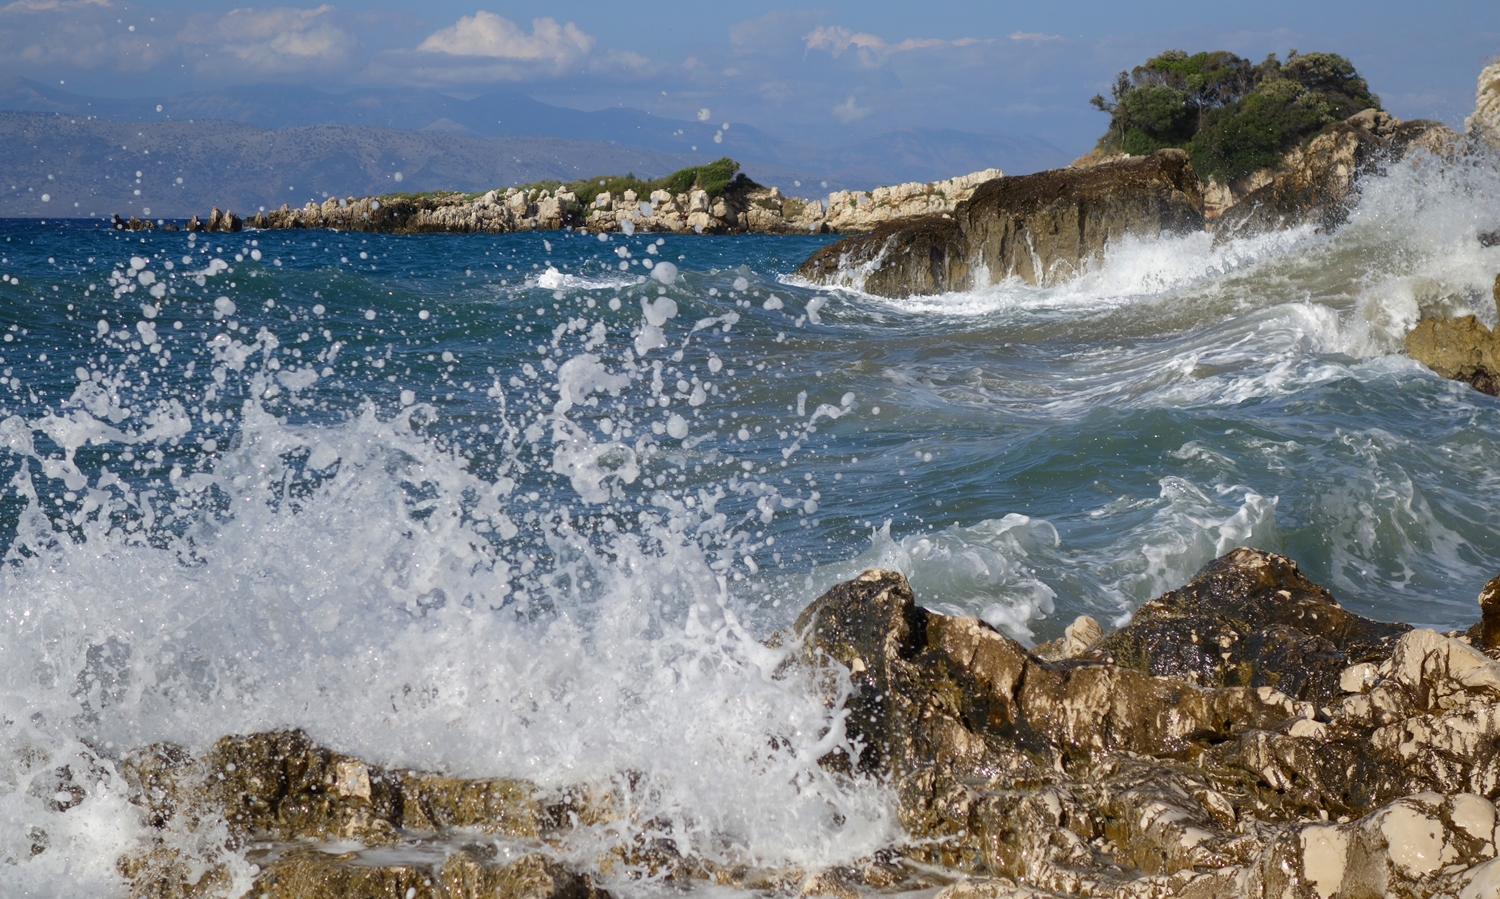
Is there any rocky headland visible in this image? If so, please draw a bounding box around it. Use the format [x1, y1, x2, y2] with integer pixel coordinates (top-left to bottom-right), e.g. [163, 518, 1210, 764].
[97, 548, 1500, 899]
[113, 162, 1003, 238]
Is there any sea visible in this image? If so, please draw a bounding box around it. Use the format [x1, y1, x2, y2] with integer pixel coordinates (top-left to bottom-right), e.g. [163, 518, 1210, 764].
[3, 153, 1500, 896]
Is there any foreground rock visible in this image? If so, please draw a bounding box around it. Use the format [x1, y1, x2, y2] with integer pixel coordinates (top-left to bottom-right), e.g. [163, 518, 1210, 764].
[111, 549, 1500, 898]
[795, 149, 1204, 296]
[798, 548, 1500, 898]
[1405, 274, 1500, 396]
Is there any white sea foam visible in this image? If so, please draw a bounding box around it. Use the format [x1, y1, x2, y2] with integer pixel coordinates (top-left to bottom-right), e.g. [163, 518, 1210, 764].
[0, 264, 897, 896]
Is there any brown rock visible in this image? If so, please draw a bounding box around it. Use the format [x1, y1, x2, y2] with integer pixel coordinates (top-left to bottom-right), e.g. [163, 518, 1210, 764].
[1404, 298, 1500, 398]
[252, 847, 607, 899]
[1216, 110, 1460, 237]
[795, 149, 1204, 296]
[1477, 573, 1500, 650]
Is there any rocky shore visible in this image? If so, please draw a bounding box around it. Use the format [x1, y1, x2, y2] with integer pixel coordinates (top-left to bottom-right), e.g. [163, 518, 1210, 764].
[95, 547, 1500, 899]
[111, 167, 1003, 238]
[795, 109, 1458, 295]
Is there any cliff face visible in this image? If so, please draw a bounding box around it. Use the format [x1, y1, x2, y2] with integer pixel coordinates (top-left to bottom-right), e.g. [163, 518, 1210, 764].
[795, 149, 1204, 297]
[1214, 109, 1458, 238]
[1466, 61, 1500, 148]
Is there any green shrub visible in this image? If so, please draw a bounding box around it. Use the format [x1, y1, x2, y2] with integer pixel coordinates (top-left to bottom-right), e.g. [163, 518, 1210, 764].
[1089, 49, 1380, 183]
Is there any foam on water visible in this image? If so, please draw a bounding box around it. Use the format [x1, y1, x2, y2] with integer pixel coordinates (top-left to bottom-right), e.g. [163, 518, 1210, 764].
[0, 245, 899, 896]
[4, 149, 1500, 895]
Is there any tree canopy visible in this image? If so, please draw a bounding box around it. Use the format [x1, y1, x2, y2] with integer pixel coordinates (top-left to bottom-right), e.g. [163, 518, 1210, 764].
[1089, 50, 1379, 183]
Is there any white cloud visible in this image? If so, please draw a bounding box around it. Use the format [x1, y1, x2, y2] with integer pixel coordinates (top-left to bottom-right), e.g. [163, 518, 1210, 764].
[831, 95, 872, 124]
[804, 25, 987, 66]
[178, 5, 358, 74]
[417, 12, 593, 68]
[1009, 31, 1063, 43]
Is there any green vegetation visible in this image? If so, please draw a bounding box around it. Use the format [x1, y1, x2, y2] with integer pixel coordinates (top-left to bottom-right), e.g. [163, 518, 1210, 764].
[1090, 50, 1379, 183]
[513, 157, 757, 207]
[373, 159, 759, 206]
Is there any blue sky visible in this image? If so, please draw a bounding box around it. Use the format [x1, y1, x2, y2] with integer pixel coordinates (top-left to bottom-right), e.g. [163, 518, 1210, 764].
[2, 0, 1496, 154]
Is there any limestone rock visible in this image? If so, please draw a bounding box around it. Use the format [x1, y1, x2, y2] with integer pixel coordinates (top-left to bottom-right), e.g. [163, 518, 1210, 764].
[796, 555, 1500, 897]
[1404, 274, 1500, 397]
[253, 847, 608, 899]
[1216, 109, 1460, 238]
[1466, 61, 1500, 148]
[795, 150, 1203, 296]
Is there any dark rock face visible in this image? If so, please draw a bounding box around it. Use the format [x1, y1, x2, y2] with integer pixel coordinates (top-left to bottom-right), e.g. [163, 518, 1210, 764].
[793, 216, 968, 298]
[1215, 110, 1459, 237]
[795, 149, 1204, 297]
[1405, 274, 1500, 397]
[1089, 547, 1410, 705]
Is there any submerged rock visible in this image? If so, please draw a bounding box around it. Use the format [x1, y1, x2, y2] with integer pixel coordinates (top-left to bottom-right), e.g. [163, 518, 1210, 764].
[794, 149, 1204, 296]
[1404, 274, 1500, 397]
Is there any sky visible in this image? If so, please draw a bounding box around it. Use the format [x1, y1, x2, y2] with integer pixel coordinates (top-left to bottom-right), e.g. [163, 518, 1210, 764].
[1, 0, 1497, 154]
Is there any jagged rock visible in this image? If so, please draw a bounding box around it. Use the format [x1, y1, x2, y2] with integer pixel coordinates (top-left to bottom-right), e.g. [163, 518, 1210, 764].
[1087, 547, 1410, 705]
[1466, 61, 1500, 148]
[795, 149, 1203, 296]
[819, 169, 1002, 232]
[253, 848, 608, 899]
[115, 553, 1500, 899]
[112, 213, 155, 232]
[1031, 614, 1104, 661]
[1404, 274, 1500, 397]
[796, 553, 1500, 897]
[1215, 109, 1460, 237]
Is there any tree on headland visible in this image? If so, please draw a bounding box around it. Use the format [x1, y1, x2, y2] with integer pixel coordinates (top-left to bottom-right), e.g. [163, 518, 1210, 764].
[1089, 49, 1380, 183]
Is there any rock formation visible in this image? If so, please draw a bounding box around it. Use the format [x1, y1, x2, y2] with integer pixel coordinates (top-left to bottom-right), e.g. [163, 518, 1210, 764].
[795, 149, 1204, 297]
[102, 547, 1500, 898]
[1466, 60, 1500, 149]
[129, 169, 1002, 240]
[1213, 109, 1458, 238]
[797, 549, 1500, 898]
[1404, 274, 1500, 397]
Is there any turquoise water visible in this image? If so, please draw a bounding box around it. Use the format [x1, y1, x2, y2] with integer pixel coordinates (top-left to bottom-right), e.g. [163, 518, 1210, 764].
[3, 153, 1500, 894]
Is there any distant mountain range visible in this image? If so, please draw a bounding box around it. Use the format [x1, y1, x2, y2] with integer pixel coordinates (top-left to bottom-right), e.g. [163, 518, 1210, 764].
[0, 76, 1070, 218]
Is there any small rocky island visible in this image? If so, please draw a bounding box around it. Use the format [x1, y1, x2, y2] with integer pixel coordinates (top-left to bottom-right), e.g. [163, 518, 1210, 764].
[112, 549, 1500, 898]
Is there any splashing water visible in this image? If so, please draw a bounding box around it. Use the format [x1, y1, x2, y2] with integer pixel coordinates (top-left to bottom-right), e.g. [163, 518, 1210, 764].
[3, 150, 1500, 894]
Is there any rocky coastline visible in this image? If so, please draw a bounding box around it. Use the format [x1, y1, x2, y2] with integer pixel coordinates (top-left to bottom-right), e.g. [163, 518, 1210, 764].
[111, 167, 1004, 238]
[102, 548, 1500, 899]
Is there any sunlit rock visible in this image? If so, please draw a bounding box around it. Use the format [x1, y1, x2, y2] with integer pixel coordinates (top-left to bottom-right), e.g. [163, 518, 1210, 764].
[795, 149, 1203, 296]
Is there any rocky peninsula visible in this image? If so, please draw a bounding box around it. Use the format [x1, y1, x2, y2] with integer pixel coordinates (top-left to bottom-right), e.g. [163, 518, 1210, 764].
[112, 160, 1003, 238]
[106, 549, 1500, 899]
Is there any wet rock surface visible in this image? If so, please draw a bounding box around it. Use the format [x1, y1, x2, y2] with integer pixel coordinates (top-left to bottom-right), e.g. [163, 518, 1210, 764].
[1405, 274, 1500, 397]
[795, 549, 1500, 898]
[111, 549, 1500, 898]
[795, 149, 1204, 296]
[1212, 109, 1458, 238]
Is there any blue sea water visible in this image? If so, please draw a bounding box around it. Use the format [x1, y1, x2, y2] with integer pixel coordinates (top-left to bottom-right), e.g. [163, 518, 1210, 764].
[3, 154, 1500, 894]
